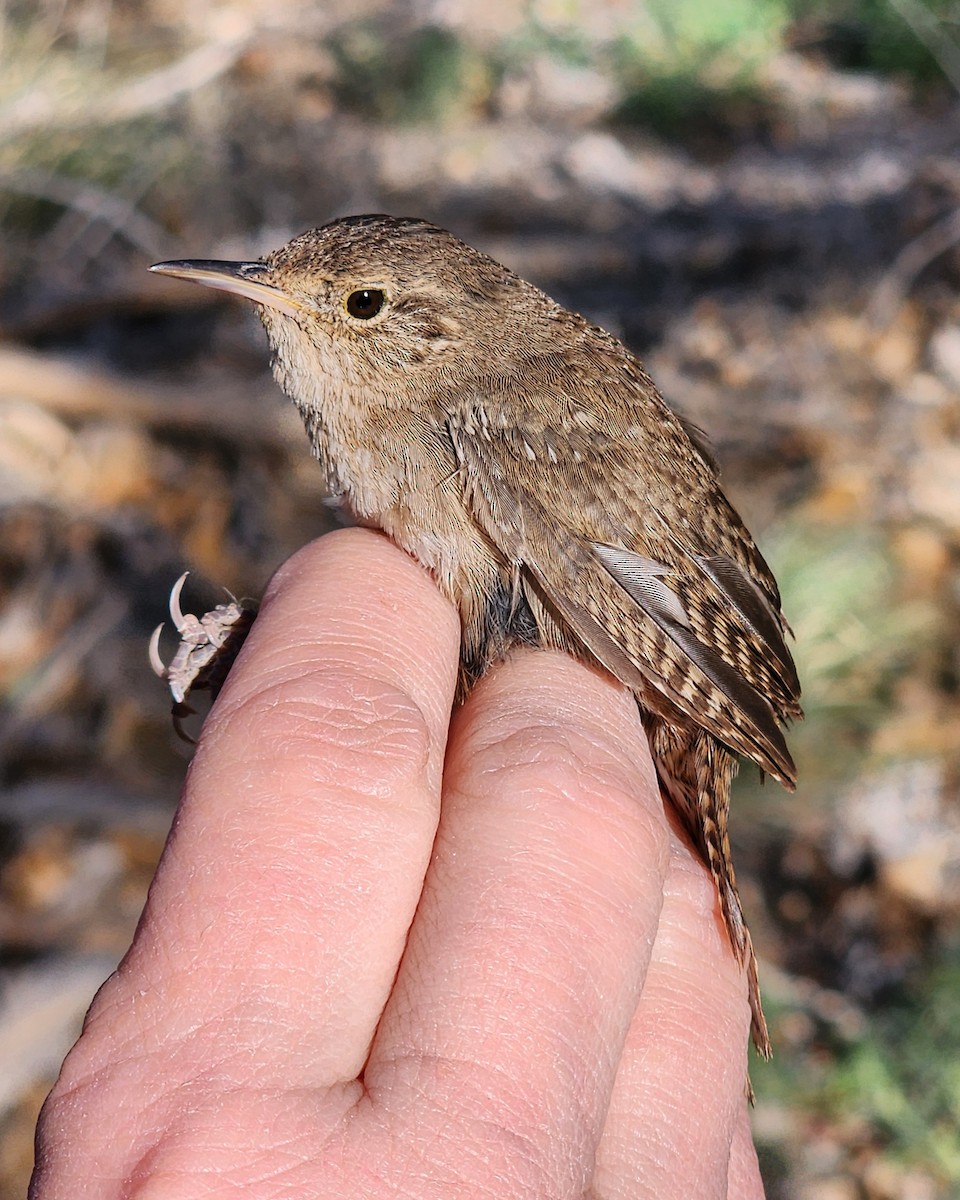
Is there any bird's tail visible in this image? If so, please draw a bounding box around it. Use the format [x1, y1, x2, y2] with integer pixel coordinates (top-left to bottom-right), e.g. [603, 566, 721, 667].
[650, 721, 771, 1060]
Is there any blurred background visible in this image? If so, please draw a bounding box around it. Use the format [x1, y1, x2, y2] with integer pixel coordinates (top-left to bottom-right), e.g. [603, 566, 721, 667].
[1, 0, 959, 1195]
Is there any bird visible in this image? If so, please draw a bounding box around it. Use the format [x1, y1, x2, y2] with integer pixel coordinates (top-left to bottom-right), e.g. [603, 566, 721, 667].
[151, 214, 802, 1058]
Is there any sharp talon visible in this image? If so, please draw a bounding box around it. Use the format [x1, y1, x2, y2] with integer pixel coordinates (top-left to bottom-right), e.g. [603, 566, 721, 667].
[148, 624, 167, 677]
[172, 702, 198, 745]
[173, 717, 197, 745]
[169, 571, 190, 631]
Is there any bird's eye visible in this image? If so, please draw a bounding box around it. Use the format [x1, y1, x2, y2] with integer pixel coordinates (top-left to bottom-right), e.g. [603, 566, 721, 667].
[345, 288, 385, 320]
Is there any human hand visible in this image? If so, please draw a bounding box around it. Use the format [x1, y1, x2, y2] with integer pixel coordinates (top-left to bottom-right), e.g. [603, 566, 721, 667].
[31, 528, 764, 1199]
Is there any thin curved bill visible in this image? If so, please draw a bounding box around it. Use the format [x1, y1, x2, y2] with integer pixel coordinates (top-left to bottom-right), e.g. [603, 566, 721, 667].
[149, 259, 301, 317]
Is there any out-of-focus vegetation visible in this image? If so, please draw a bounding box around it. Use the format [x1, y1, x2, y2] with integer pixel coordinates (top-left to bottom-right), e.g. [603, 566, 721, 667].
[757, 949, 960, 1192]
[788, 0, 960, 83]
[2, 1, 960, 1197]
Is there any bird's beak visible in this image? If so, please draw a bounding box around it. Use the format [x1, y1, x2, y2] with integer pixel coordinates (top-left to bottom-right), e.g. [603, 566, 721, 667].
[149, 259, 301, 318]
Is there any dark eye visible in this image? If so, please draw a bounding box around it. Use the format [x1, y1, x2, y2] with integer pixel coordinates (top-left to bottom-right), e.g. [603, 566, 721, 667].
[345, 288, 385, 319]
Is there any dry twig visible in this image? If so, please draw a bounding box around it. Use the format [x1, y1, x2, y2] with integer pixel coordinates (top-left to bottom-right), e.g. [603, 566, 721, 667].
[0, 169, 174, 259]
[1, 33, 250, 140]
[0, 345, 301, 450]
[867, 204, 960, 328]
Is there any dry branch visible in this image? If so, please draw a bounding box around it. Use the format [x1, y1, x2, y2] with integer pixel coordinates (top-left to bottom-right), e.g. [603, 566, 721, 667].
[0, 344, 302, 450]
[1, 34, 250, 140]
[0, 169, 175, 258]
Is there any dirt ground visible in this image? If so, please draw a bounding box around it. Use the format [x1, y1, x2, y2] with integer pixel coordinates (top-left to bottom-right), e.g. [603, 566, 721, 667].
[2, 2, 960, 1196]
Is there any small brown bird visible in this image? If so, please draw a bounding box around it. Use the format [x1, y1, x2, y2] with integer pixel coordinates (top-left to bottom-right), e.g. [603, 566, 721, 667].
[151, 215, 801, 1057]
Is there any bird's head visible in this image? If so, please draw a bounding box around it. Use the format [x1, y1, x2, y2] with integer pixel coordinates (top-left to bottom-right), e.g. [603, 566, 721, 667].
[151, 215, 557, 415]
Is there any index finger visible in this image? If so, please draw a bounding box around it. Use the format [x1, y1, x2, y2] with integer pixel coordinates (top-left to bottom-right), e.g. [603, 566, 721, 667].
[86, 529, 460, 1087]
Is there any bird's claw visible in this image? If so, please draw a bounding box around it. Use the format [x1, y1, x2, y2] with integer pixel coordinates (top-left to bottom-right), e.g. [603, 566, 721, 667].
[149, 572, 258, 738]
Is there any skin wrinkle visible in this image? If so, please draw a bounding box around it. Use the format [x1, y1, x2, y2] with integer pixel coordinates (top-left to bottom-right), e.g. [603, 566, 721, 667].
[77, 1013, 277, 1141]
[79, 955, 192, 1070]
[453, 713, 661, 830]
[204, 673, 434, 799]
[605, 1094, 706, 1199]
[198, 641, 451, 811]
[125, 1085, 359, 1200]
[368, 763, 655, 1195]
[439, 787, 662, 986]
[170, 911, 391, 1076]
[462, 761, 662, 900]
[359, 1055, 578, 1200]
[427, 836, 650, 1023]
[213, 637, 434, 714]
[460, 662, 660, 823]
[81, 702, 444, 1102]
[375, 973, 613, 1191]
[654, 842, 751, 1019]
[441, 732, 667, 956]
[227, 531, 460, 745]
[422, 850, 638, 995]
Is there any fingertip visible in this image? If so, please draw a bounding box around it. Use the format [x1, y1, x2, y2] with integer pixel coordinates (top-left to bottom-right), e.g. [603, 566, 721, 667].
[214, 528, 461, 742]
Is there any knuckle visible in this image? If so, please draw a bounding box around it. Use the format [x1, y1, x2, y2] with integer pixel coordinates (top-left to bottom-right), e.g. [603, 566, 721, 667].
[211, 668, 434, 800]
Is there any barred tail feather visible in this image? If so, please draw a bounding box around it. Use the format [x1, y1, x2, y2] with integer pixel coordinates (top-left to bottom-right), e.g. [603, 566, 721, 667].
[649, 719, 772, 1060]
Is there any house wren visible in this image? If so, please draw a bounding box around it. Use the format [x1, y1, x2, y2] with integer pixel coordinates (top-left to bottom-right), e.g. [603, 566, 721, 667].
[151, 214, 801, 1058]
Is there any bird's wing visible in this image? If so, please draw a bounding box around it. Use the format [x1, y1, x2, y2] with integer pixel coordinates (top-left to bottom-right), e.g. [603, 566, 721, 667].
[446, 397, 801, 786]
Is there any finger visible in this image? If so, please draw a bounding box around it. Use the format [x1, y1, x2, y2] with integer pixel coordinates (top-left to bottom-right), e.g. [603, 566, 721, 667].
[364, 650, 668, 1196]
[593, 827, 756, 1199]
[727, 1108, 765, 1198]
[78, 529, 460, 1090]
